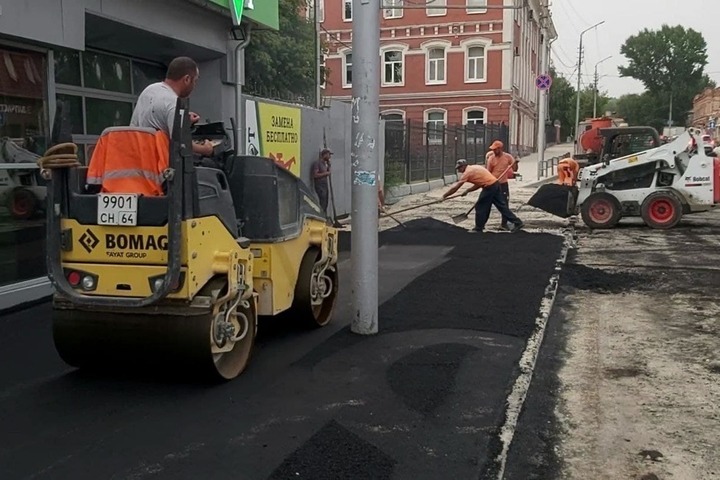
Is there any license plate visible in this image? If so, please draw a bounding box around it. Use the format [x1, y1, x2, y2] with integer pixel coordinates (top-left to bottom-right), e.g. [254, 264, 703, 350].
[97, 193, 138, 226]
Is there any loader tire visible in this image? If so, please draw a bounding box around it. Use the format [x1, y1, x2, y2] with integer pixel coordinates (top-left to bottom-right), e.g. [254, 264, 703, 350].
[580, 192, 621, 229]
[641, 191, 682, 229]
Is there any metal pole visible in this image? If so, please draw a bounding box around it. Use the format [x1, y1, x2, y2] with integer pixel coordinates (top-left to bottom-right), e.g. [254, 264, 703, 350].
[574, 21, 604, 154]
[314, 0, 322, 109]
[234, 25, 252, 155]
[536, 10, 552, 181]
[350, 0, 380, 336]
[593, 55, 612, 118]
[668, 90, 673, 130]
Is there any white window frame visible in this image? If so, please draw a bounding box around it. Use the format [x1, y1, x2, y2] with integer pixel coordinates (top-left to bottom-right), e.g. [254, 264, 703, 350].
[380, 44, 408, 87]
[424, 108, 447, 145]
[426, 0, 447, 16]
[319, 50, 327, 89]
[343, 0, 352, 21]
[467, 0, 488, 14]
[462, 40, 490, 83]
[381, 110, 406, 122]
[463, 107, 487, 125]
[341, 49, 352, 88]
[383, 0, 403, 19]
[421, 41, 450, 85]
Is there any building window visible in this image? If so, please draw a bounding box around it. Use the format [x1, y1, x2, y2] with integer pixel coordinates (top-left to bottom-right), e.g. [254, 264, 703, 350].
[0, 46, 50, 287]
[381, 112, 404, 123]
[467, 0, 487, 13]
[342, 51, 352, 87]
[383, 0, 403, 19]
[383, 50, 404, 86]
[53, 47, 165, 163]
[466, 45, 486, 82]
[343, 0, 352, 21]
[427, 0, 447, 16]
[427, 47, 446, 84]
[425, 110, 446, 145]
[464, 109, 486, 125]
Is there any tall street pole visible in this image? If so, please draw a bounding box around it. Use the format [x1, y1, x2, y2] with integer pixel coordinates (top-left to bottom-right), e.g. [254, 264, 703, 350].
[535, 11, 553, 181]
[593, 55, 612, 118]
[574, 20, 605, 153]
[350, 0, 380, 335]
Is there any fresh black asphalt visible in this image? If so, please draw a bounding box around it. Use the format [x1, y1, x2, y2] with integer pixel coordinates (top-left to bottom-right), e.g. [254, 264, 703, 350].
[0, 218, 564, 480]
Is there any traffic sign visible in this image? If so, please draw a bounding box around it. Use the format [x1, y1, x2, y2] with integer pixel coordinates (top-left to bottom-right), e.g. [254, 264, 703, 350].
[710, 118, 716, 129]
[535, 74, 552, 91]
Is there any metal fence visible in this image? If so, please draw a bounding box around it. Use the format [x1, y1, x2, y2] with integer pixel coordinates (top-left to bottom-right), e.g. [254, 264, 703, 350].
[383, 120, 510, 186]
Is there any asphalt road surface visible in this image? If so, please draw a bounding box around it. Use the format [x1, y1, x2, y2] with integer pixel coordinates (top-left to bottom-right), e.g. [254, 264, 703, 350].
[0, 218, 564, 480]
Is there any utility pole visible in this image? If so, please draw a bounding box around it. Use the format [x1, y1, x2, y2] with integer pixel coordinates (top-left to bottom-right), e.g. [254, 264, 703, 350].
[350, 0, 380, 336]
[536, 4, 554, 181]
[574, 21, 605, 153]
[314, 0, 322, 109]
[668, 90, 674, 131]
[593, 55, 612, 118]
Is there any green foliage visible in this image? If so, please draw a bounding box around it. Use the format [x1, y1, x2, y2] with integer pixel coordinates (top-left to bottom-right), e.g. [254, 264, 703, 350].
[548, 68, 611, 138]
[244, 0, 322, 105]
[618, 25, 714, 129]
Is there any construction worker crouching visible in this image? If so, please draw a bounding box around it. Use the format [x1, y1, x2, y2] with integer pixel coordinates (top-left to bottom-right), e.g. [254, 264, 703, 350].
[557, 154, 579, 186]
[442, 159, 524, 233]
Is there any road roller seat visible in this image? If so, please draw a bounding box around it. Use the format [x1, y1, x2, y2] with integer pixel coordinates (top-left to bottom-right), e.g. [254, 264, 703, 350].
[65, 127, 239, 238]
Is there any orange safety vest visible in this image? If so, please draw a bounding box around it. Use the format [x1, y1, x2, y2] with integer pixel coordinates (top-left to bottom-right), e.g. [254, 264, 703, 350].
[87, 127, 170, 196]
[557, 158, 579, 186]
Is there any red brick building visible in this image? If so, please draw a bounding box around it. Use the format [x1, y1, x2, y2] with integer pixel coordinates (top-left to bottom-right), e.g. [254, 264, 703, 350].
[319, 0, 556, 156]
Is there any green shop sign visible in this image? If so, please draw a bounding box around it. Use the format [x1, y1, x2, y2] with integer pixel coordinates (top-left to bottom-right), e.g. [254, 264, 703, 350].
[208, 0, 279, 30]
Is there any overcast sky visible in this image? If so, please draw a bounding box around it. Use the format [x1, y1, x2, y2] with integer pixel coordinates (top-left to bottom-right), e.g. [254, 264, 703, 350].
[548, 0, 720, 98]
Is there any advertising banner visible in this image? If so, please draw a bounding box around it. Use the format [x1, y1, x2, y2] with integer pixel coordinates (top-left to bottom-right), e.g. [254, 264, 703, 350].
[246, 99, 302, 177]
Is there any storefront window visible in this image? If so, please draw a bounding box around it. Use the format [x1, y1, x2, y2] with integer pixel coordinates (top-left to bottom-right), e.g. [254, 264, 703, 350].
[85, 98, 133, 135]
[82, 51, 132, 94]
[0, 46, 49, 288]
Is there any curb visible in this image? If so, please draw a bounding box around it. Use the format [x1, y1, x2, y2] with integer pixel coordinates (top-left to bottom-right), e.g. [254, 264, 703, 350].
[489, 219, 576, 479]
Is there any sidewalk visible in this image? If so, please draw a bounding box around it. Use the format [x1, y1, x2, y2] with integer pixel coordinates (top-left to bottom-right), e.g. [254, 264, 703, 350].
[514, 143, 574, 188]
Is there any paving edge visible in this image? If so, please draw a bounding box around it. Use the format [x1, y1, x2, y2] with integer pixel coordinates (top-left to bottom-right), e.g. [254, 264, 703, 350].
[489, 218, 577, 480]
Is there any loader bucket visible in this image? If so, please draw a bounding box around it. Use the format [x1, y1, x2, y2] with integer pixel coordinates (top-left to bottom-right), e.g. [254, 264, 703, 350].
[527, 183, 578, 218]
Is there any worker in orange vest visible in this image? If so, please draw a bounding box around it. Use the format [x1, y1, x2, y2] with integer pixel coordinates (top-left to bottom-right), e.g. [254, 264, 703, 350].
[87, 57, 212, 196]
[557, 154, 579, 186]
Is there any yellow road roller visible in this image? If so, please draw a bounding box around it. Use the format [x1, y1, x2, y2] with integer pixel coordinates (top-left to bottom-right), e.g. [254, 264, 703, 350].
[41, 98, 339, 381]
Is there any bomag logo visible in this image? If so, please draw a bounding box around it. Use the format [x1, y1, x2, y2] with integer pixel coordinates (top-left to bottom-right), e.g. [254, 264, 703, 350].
[103, 233, 168, 259]
[79, 229, 100, 253]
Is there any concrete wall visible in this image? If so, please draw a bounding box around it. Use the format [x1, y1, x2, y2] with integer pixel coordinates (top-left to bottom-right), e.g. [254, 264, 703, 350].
[0, 0, 230, 54]
[240, 96, 359, 217]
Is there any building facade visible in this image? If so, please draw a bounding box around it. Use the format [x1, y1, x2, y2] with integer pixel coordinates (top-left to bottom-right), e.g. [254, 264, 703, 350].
[0, 0, 278, 309]
[692, 87, 720, 138]
[320, 0, 556, 156]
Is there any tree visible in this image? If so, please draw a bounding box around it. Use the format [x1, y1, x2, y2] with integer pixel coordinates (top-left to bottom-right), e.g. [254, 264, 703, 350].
[618, 25, 714, 128]
[244, 0, 322, 105]
[548, 71, 576, 139]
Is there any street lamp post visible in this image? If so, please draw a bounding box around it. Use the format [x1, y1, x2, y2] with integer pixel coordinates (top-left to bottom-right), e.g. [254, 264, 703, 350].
[574, 20, 605, 153]
[593, 55, 612, 118]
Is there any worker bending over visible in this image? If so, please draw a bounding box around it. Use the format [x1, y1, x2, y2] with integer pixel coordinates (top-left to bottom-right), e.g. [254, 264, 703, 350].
[130, 56, 213, 157]
[443, 159, 524, 233]
[485, 140, 518, 230]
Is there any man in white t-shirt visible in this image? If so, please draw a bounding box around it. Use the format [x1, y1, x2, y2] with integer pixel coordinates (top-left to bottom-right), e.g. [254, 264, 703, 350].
[130, 56, 213, 157]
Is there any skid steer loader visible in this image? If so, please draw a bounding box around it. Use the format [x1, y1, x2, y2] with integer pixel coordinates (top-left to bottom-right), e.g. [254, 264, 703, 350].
[41, 98, 339, 381]
[528, 127, 720, 229]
